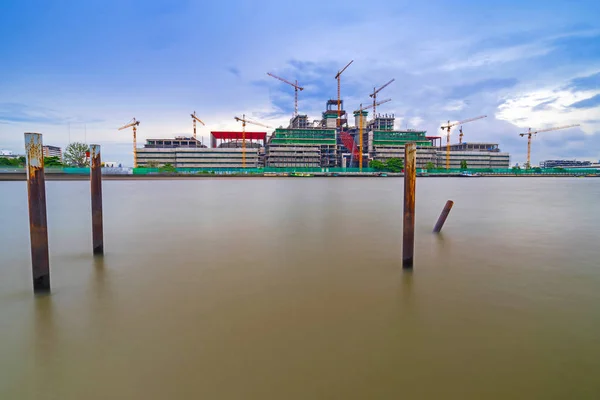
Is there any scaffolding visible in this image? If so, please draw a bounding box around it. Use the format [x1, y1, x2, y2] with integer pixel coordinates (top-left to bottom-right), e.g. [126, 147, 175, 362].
[372, 130, 432, 147]
[267, 128, 337, 167]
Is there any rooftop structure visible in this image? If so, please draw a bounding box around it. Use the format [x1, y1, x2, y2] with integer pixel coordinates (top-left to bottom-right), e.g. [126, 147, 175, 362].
[369, 114, 395, 131]
[145, 136, 206, 149]
[289, 114, 310, 129]
[447, 142, 500, 152]
[210, 131, 267, 149]
[323, 99, 347, 128]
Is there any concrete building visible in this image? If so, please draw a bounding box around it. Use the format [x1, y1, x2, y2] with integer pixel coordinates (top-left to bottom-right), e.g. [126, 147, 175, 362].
[42, 145, 62, 160]
[266, 128, 337, 168]
[137, 147, 260, 168]
[136, 134, 263, 169]
[540, 159, 592, 168]
[436, 142, 510, 169]
[437, 151, 510, 169]
[369, 130, 437, 168]
[145, 136, 206, 149]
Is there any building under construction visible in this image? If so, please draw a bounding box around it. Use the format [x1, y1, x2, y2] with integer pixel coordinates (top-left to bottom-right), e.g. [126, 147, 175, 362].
[135, 98, 509, 170]
[136, 134, 263, 169]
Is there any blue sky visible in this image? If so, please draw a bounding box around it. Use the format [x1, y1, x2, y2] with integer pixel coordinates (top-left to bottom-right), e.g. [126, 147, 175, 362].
[1, 0, 599, 166]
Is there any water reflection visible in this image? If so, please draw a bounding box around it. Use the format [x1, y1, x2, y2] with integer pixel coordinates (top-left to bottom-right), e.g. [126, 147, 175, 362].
[1, 178, 599, 398]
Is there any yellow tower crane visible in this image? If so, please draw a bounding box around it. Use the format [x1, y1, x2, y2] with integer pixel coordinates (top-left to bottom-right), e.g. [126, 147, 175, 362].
[519, 124, 580, 169]
[355, 98, 391, 171]
[118, 118, 140, 168]
[369, 78, 395, 121]
[335, 60, 354, 128]
[266, 72, 304, 117]
[234, 114, 271, 168]
[190, 111, 205, 141]
[441, 115, 487, 170]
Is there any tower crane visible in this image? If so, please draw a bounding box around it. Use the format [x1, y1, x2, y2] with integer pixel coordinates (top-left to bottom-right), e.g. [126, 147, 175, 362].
[190, 111, 205, 141]
[335, 60, 354, 128]
[355, 98, 391, 171]
[266, 72, 304, 117]
[118, 118, 140, 168]
[519, 124, 580, 169]
[369, 78, 395, 121]
[234, 114, 271, 168]
[441, 115, 486, 170]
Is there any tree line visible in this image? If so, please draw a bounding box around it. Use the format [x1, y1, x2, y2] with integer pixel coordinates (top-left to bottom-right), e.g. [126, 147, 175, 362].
[0, 142, 90, 168]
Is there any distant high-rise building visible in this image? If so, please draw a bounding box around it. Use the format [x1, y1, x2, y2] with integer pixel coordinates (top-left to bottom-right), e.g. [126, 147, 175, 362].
[43, 145, 62, 160]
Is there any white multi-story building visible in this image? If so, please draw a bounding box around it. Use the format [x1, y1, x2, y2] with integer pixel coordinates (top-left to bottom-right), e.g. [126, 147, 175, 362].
[43, 145, 62, 160]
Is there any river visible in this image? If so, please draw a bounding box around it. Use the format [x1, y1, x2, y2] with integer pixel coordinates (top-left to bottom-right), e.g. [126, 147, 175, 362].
[1, 177, 599, 399]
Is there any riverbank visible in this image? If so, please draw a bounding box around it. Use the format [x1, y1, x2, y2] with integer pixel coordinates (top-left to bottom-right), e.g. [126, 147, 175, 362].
[1, 172, 599, 181]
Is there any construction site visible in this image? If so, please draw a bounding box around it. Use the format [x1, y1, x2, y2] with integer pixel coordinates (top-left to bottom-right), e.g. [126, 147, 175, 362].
[122, 60, 583, 174]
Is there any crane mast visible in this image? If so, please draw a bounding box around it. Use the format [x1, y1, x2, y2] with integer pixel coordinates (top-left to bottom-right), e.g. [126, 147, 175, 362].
[355, 99, 391, 171]
[118, 118, 140, 168]
[369, 78, 395, 123]
[519, 124, 580, 168]
[440, 115, 487, 170]
[234, 115, 270, 168]
[190, 111, 205, 140]
[335, 60, 353, 128]
[267, 72, 304, 117]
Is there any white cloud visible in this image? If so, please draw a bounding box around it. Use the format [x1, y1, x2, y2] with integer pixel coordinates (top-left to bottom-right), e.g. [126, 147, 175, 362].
[496, 87, 600, 133]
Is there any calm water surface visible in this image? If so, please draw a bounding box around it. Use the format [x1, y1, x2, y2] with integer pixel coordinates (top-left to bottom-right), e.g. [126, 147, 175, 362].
[1, 178, 600, 399]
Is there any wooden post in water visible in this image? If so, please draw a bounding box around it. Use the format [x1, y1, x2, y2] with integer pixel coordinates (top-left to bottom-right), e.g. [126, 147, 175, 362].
[403, 142, 417, 269]
[433, 200, 454, 233]
[24, 133, 51, 293]
[90, 144, 104, 255]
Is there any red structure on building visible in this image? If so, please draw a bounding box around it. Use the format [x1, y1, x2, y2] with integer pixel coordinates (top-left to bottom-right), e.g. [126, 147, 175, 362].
[210, 131, 267, 148]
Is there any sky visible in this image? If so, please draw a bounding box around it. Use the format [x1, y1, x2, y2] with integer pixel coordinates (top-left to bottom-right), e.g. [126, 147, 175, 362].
[1, 0, 600, 166]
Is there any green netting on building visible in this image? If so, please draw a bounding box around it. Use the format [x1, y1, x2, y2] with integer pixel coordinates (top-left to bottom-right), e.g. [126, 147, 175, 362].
[270, 128, 336, 145]
[373, 130, 432, 146]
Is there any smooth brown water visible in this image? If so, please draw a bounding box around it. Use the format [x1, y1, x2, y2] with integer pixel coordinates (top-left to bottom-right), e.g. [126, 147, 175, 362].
[1, 178, 600, 399]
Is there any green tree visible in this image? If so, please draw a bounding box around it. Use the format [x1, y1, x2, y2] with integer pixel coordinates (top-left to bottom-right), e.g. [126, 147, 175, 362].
[385, 158, 404, 173]
[460, 160, 468, 170]
[64, 142, 89, 167]
[0, 157, 21, 167]
[369, 159, 386, 171]
[146, 160, 159, 168]
[159, 163, 176, 174]
[44, 156, 63, 167]
[425, 161, 435, 170]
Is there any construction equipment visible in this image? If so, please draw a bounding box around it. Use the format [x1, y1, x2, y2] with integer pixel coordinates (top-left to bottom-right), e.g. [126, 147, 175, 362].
[190, 111, 205, 140]
[369, 78, 395, 121]
[234, 114, 270, 168]
[335, 60, 354, 128]
[355, 99, 391, 171]
[440, 115, 487, 170]
[118, 118, 140, 168]
[519, 124, 580, 168]
[267, 72, 304, 117]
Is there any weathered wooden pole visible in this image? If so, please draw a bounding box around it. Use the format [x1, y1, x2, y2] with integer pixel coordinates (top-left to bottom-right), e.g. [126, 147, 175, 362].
[24, 133, 50, 293]
[90, 144, 104, 255]
[403, 142, 417, 269]
[433, 200, 454, 233]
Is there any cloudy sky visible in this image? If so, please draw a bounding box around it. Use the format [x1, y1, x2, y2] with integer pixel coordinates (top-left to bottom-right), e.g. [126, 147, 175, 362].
[1, 0, 599, 166]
